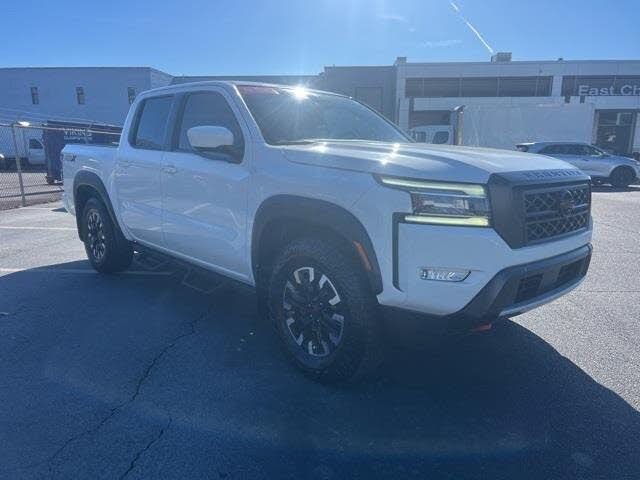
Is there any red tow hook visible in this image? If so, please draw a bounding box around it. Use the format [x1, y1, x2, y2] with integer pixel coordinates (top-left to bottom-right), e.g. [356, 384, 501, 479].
[470, 322, 493, 333]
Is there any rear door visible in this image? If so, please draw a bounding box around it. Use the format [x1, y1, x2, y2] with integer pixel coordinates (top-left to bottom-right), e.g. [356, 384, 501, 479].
[161, 88, 251, 279]
[114, 94, 174, 247]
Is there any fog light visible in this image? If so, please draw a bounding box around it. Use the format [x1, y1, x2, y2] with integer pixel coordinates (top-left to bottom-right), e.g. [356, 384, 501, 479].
[420, 267, 470, 282]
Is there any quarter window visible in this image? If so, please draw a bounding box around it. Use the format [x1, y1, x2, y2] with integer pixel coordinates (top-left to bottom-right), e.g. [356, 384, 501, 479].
[132, 95, 173, 150]
[175, 91, 244, 159]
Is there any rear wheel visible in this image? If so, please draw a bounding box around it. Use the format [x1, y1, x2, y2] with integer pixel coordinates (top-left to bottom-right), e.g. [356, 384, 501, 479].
[81, 197, 133, 273]
[609, 166, 635, 188]
[268, 237, 382, 383]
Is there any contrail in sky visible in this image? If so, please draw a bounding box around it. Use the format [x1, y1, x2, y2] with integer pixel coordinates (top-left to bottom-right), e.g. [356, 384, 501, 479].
[449, 1, 495, 54]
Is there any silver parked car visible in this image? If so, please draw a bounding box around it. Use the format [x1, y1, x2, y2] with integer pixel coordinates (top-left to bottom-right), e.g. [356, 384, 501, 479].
[517, 142, 640, 188]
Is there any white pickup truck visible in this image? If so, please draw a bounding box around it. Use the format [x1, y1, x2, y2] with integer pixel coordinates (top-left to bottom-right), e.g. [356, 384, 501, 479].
[63, 82, 593, 382]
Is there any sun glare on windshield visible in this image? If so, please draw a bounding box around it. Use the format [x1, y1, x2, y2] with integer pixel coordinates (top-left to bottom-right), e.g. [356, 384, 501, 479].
[292, 86, 310, 100]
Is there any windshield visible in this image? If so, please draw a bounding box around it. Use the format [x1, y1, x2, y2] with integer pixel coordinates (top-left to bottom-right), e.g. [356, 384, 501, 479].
[238, 85, 409, 145]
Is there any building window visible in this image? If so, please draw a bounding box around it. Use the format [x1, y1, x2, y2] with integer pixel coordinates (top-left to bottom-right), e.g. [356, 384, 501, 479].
[405, 76, 552, 98]
[424, 78, 461, 97]
[30, 87, 39, 105]
[76, 86, 85, 105]
[405, 78, 425, 97]
[460, 77, 499, 97]
[128, 87, 136, 104]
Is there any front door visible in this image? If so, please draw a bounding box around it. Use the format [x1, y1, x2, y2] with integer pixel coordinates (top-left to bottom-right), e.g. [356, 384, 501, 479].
[161, 89, 250, 280]
[27, 138, 46, 166]
[114, 94, 174, 247]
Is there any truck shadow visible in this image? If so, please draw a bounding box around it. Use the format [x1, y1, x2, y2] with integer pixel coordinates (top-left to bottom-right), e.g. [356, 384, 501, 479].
[2, 260, 639, 479]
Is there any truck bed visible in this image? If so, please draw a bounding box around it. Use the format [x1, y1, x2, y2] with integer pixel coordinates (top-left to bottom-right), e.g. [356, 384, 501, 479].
[62, 144, 117, 216]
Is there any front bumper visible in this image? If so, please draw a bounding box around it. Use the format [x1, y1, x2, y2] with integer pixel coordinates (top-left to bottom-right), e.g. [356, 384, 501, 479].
[382, 243, 592, 332]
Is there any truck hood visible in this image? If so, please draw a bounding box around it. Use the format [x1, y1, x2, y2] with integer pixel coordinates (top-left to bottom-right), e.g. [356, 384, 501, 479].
[280, 141, 579, 184]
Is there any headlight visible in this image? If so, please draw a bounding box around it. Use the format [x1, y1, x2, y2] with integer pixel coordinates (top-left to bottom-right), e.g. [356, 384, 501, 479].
[378, 176, 491, 227]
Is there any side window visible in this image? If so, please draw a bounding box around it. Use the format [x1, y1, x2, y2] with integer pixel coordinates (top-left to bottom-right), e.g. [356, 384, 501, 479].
[28, 139, 43, 149]
[540, 145, 560, 154]
[132, 96, 173, 150]
[569, 144, 588, 155]
[584, 145, 602, 156]
[175, 91, 245, 159]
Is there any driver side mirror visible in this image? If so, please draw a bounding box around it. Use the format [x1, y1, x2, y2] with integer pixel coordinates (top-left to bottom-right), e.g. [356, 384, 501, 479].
[187, 126, 237, 161]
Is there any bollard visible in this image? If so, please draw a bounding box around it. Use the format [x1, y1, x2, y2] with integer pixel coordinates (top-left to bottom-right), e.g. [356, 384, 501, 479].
[10, 125, 26, 207]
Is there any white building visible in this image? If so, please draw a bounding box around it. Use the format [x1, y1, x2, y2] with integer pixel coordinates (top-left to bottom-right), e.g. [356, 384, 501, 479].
[0, 59, 638, 155]
[396, 56, 640, 154]
[0, 67, 172, 125]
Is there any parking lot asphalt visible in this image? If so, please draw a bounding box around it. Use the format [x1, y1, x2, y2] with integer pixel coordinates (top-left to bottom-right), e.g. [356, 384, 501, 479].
[1, 187, 640, 480]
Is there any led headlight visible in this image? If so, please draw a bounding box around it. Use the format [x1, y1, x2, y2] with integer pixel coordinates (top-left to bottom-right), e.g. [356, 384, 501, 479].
[379, 176, 491, 227]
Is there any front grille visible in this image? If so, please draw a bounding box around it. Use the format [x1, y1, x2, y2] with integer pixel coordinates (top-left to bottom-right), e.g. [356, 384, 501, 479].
[523, 184, 590, 244]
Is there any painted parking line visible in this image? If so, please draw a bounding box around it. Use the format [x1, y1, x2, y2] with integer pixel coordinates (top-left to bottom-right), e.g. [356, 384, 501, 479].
[0, 267, 172, 276]
[18, 206, 66, 211]
[0, 226, 76, 231]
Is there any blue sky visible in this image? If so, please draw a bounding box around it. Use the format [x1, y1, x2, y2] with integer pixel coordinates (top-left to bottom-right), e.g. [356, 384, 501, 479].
[2, 0, 639, 75]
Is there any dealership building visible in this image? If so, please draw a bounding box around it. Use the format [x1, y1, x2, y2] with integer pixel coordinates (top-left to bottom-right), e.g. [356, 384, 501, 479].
[0, 56, 638, 154]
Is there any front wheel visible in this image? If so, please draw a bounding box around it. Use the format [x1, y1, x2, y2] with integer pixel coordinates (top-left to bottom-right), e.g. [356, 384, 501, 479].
[609, 166, 636, 188]
[81, 197, 133, 273]
[268, 237, 382, 383]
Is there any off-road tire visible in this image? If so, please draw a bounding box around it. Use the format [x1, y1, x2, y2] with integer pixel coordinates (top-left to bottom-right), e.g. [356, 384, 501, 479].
[268, 236, 382, 383]
[81, 197, 133, 273]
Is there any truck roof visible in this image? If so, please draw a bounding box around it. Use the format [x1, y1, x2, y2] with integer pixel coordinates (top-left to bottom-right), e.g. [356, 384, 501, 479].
[142, 80, 344, 97]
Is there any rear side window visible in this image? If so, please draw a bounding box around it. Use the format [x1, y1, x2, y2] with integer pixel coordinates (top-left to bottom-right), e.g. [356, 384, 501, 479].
[540, 144, 567, 155]
[175, 91, 244, 157]
[132, 95, 173, 150]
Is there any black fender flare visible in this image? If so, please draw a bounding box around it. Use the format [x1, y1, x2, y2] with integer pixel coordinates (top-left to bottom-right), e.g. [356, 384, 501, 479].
[73, 171, 120, 241]
[252, 195, 383, 294]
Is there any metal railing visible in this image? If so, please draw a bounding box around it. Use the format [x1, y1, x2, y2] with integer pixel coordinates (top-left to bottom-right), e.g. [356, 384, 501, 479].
[0, 122, 121, 210]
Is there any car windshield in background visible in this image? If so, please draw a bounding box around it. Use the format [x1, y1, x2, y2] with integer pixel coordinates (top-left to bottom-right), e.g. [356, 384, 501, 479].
[238, 85, 409, 145]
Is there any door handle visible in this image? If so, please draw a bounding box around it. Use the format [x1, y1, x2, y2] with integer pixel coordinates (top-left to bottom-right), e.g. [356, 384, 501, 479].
[163, 165, 178, 174]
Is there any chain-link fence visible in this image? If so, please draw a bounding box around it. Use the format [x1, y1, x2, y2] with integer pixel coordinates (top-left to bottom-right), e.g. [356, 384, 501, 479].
[0, 122, 121, 210]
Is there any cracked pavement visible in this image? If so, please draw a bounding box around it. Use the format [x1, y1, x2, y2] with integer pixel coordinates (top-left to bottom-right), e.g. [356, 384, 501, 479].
[1, 187, 640, 479]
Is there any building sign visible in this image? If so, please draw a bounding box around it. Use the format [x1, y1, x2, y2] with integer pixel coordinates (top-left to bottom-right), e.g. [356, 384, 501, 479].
[562, 75, 640, 96]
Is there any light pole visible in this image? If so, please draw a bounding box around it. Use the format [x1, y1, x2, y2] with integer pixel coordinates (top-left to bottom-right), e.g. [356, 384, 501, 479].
[10, 120, 30, 207]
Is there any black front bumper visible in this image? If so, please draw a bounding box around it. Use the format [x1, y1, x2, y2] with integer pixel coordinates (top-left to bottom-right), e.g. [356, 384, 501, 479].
[382, 244, 592, 334]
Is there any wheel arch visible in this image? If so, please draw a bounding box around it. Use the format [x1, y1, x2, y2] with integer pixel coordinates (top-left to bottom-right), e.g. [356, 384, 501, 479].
[73, 171, 119, 241]
[252, 195, 383, 294]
